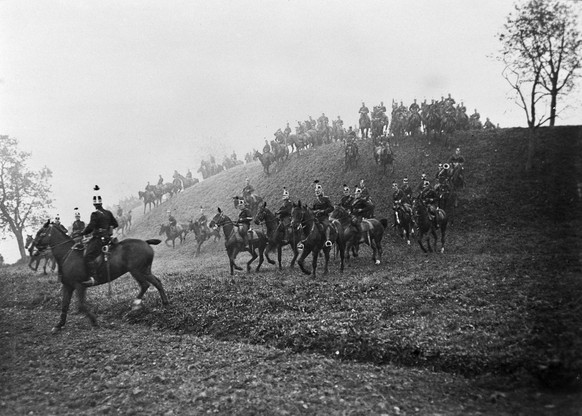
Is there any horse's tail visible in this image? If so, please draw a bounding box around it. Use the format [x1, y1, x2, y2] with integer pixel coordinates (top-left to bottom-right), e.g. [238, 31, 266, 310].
[146, 239, 162, 245]
[379, 218, 388, 229]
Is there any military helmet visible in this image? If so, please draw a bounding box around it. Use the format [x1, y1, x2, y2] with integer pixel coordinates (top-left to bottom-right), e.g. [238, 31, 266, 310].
[92, 185, 102, 205]
[282, 187, 289, 200]
[74, 208, 80, 218]
[343, 184, 350, 195]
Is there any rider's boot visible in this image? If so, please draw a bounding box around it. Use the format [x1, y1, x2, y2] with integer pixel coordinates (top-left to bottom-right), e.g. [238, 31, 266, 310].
[81, 261, 98, 287]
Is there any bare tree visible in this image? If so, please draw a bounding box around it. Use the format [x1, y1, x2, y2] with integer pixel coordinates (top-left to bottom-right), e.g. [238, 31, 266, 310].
[0, 135, 53, 259]
[499, 0, 581, 126]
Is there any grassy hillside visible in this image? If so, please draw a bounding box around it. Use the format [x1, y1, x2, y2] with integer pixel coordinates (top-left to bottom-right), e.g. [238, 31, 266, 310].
[121, 127, 581, 386]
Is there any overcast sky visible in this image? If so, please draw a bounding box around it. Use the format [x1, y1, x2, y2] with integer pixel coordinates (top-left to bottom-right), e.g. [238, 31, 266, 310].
[1, 0, 581, 262]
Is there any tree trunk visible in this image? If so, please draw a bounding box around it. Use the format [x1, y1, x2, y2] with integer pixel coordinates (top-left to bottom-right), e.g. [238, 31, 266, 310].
[525, 127, 536, 172]
[549, 90, 557, 127]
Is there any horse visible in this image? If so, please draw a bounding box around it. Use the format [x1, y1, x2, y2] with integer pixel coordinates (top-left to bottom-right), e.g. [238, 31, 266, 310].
[389, 112, 406, 146]
[406, 112, 422, 137]
[331, 121, 345, 142]
[138, 190, 156, 214]
[412, 198, 448, 253]
[393, 201, 414, 245]
[254, 203, 300, 270]
[290, 201, 344, 277]
[254, 150, 276, 175]
[287, 133, 306, 154]
[359, 113, 371, 139]
[371, 114, 388, 139]
[271, 140, 289, 165]
[329, 205, 386, 265]
[373, 143, 395, 175]
[441, 114, 456, 147]
[159, 223, 187, 248]
[425, 110, 442, 145]
[32, 221, 169, 333]
[209, 208, 274, 275]
[25, 234, 57, 275]
[189, 220, 221, 255]
[344, 142, 358, 171]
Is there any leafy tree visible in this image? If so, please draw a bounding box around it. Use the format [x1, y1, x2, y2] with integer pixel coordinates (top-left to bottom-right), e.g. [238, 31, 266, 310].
[0, 135, 53, 259]
[499, 0, 581, 127]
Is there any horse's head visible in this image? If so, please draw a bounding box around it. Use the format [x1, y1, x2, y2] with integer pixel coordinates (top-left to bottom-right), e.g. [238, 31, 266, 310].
[25, 234, 34, 249]
[329, 205, 349, 222]
[254, 202, 268, 225]
[32, 220, 54, 254]
[159, 224, 166, 235]
[209, 208, 227, 229]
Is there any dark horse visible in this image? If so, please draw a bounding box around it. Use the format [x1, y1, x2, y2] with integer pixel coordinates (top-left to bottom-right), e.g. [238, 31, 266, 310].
[345, 142, 358, 171]
[393, 201, 414, 245]
[254, 150, 276, 175]
[25, 234, 57, 275]
[359, 113, 371, 139]
[138, 190, 156, 214]
[254, 202, 300, 270]
[291, 201, 344, 277]
[209, 208, 274, 275]
[189, 220, 221, 255]
[159, 223, 186, 248]
[32, 221, 169, 333]
[329, 205, 386, 265]
[412, 198, 448, 253]
[374, 143, 395, 175]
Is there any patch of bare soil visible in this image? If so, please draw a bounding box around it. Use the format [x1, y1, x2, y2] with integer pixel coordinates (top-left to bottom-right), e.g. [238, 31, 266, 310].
[0, 303, 580, 416]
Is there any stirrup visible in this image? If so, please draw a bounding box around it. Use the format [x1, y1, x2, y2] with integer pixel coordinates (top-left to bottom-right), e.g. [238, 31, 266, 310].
[297, 242, 304, 250]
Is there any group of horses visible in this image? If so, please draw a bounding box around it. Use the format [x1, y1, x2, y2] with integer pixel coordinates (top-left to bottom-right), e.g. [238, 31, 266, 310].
[139, 172, 200, 214]
[158, 220, 221, 253]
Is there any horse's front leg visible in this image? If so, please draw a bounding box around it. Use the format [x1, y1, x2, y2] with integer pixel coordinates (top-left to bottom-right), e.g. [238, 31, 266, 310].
[229, 247, 243, 272]
[297, 246, 312, 275]
[311, 249, 320, 278]
[52, 284, 74, 333]
[417, 233, 428, 253]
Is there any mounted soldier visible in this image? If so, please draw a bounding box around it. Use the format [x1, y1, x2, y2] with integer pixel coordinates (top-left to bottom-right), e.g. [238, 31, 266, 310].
[236, 198, 253, 247]
[242, 177, 256, 206]
[311, 180, 334, 247]
[81, 186, 118, 286]
[401, 177, 413, 201]
[275, 187, 293, 242]
[53, 215, 68, 234]
[167, 210, 177, 233]
[392, 181, 413, 228]
[71, 208, 86, 241]
[419, 180, 438, 225]
[339, 184, 354, 210]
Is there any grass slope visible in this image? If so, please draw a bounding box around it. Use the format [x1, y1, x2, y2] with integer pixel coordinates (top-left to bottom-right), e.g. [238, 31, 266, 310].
[113, 127, 582, 387]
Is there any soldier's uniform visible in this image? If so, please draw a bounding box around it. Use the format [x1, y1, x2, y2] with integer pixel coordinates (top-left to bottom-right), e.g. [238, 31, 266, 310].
[71, 210, 86, 240]
[237, 201, 253, 245]
[311, 181, 334, 246]
[339, 185, 354, 210]
[81, 186, 118, 286]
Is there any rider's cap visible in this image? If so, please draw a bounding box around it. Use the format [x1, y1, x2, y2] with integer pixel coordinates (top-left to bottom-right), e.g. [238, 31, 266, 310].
[438, 163, 443, 168]
[314, 180, 322, 192]
[55, 215, 60, 221]
[282, 187, 289, 199]
[354, 186, 362, 194]
[456, 147, 460, 152]
[403, 177, 408, 182]
[74, 207, 80, 217]
[92, 185, 102, 205]
[443, 163, 450, 170]
[238, 199, 246, 206]
[421, 173, 427, 178]
[392, 181, 398, 186]
[423, 180, 430, 186]
[343, 184, 349, 191]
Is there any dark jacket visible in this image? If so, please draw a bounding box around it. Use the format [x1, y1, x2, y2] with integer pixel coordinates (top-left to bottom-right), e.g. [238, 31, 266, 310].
[83, 206, 119, 238]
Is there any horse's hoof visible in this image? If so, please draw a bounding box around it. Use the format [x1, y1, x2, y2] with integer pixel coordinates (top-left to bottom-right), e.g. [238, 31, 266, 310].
[297, 243, 304, 250]
[375, 260, 381, 265]
[51, 326, 62, 334]
[441, 248, 445, 253]
[407, 240, 411, 245]
[131, 299, 143, 311]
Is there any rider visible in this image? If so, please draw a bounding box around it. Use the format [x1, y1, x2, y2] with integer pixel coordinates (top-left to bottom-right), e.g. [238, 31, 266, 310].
[284, 122, 292, 137]
[318, 113, 329, 128]
[347, 126, 357, 140]
[275, 187, 293, 239]
[359, 102, 369, 117]
[401, 177, 413, 201]
[242, 178, 255, 206]
[409, 99, 420, 113]
[335, 116, 344, 129]
[158, 174, 164, 186]
[450, 147, 465, 166]
[351, 186, 374, 236]
[392, 181, 413, 227]
[71, 208, 86, 241]
[186, 169, 193, 179]
[81, 186, 119, 286]
[339, 184, 354, 210]
[263, 139, 271, 154]
[420, 180, 438, 225]
[415, 173, 428, 195]
[53, 215, 68, 234]
[311, 180, 334, 247]
[484, 117, 495, 130]
[116, 205, 123, 217]
[167, 210, 177, 233]
[470, 109, 481, 122]
[197, 206, 209, 237]
[236, 199, 253, 246]
[358, 179, 371, 203]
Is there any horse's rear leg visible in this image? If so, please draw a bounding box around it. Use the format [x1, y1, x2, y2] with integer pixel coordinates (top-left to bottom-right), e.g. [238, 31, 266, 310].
[297, 247, 312, 275]
[139, 270, 169, 305]
[76, 286, 98, 327]
[52, 285, 75, 333]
